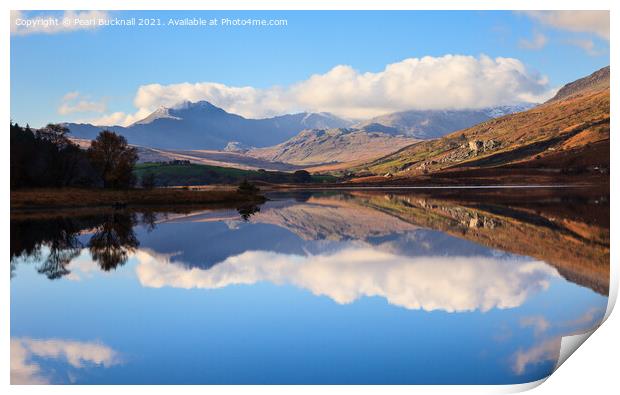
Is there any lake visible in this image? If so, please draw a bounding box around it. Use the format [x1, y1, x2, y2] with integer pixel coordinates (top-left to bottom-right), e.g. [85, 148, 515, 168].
[10, 188, 609, 384]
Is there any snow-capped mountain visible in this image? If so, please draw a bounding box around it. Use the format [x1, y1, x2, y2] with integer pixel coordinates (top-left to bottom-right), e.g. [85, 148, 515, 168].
[353, 103, 537, 139]
[64, 101, 353, 150]
[133, 106, 181, 125]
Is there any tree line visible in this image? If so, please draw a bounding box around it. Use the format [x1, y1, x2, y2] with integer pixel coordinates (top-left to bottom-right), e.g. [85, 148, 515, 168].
[10, 122, 138, 189]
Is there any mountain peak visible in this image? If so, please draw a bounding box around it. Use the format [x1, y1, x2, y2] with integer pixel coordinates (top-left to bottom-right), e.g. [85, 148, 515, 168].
[298, 112, 353, 129]
[132, 100, 230, 126]
[133, 106, 180, 125]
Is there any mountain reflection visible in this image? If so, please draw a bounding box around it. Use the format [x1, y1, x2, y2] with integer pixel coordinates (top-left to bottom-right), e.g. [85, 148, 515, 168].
[11, 189, 608, 298]
[343, 189, 609, 294]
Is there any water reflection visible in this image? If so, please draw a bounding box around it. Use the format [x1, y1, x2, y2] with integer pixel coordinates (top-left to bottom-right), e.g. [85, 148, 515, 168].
[512, 306, 605, 375]
[87, 212, 139, 272]
[11, 212, 141, 279]
[10, 205, 263, 280]
[11, 337, 121, 384]
[10, 189, 609, 384]
[135, 248, 558, 312]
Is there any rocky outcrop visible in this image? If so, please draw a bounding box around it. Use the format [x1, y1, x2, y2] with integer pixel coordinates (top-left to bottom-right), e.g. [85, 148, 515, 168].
[468, 139, 501, 154]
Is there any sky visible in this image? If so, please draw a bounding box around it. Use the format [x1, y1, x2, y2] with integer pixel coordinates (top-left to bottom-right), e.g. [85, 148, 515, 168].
[10, 10, 610, 128]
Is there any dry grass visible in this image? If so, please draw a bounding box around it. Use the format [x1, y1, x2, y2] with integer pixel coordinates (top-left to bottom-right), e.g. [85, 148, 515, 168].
[11, 188, 265, 210]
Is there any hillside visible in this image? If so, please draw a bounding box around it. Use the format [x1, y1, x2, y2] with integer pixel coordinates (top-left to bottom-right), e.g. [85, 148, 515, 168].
[133, 162, 336, 187]
[351, 66, 609, 184]
[353, 104, 534, 139]
[247, 128, 418, 166]
[548, 66, 610, 102]
[65, 101, 352, 150]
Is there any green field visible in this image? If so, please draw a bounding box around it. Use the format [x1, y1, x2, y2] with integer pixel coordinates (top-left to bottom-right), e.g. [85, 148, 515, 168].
[134, 162, 337, 186]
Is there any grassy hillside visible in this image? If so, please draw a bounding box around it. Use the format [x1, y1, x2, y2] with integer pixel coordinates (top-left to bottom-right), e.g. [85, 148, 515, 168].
[134, 162, 336, 186]
[350, 67, 609, 185]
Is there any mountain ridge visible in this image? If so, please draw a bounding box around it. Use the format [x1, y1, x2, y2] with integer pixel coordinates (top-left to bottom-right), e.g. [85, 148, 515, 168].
[64, 101, 536, 152]
[64, 101, 353, 150]
[247, 128, 418, 166]
[353, 104, 536, 139]
[548, 66, 610, 103]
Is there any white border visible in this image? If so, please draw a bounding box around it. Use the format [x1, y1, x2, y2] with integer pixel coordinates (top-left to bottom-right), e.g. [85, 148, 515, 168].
[2, 1, 617, 394]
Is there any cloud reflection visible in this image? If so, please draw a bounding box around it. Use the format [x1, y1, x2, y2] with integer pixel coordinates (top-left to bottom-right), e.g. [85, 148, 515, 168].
[11, 337, 120, 384]
[512, 307, 606, 375]
[520, 316, 551, 335]
[513, 337, 562, 375]
[135, 248, 559, 313]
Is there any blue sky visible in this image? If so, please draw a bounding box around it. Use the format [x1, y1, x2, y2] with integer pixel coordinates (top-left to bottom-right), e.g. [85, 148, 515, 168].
[10, 10, 610, 127]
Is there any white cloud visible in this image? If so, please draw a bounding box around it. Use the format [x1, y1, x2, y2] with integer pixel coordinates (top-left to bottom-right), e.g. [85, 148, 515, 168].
[11, 337, 120, 384]
[566, 39, 602, 56]
[58, 91, 107, 115]
[87, 54, 553, 125]
[86, 109, 151, 127]
[519, 32, 548, 50]
[523, 11, 609, 40]
[11, 10, 110, 36]
[135, 248, 559, 313]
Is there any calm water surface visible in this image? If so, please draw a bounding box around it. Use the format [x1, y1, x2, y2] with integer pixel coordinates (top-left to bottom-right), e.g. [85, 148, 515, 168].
[10, 189, 609, 384]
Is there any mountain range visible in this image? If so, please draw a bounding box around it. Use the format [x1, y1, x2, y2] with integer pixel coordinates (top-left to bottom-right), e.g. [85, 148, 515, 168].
[65, 101, 353, 150]
[65, 100, 534, 154]
[353, 104, 535, 139]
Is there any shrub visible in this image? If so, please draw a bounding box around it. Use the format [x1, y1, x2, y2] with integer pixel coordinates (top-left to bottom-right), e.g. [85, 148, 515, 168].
[237, 179, 259, 195]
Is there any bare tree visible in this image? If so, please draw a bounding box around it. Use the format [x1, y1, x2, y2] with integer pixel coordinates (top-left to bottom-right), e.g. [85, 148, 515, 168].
[88, 131, 138, 188]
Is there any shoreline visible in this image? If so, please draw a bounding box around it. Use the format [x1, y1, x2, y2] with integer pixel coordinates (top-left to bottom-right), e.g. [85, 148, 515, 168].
[10, 188, 265, 212]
